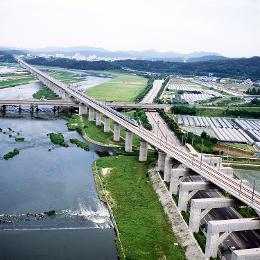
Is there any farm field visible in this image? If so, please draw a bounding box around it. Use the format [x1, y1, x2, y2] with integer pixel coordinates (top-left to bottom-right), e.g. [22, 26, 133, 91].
[85, 73, 147, 102]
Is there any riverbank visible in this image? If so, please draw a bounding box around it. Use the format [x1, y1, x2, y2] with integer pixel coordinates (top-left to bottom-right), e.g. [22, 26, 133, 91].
[93, 156, 186, 259]
[66, 114, 141, 148]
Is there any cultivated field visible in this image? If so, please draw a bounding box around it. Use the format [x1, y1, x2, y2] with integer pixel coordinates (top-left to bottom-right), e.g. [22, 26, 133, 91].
[85, 73, 147, 102]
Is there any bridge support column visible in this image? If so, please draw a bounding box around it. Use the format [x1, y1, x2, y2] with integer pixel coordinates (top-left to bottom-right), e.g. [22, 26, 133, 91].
[178, 181, 212, 212]
[205, 219, 260, 259]
[231, 248, 260, 260]
[169, 167, 190, 195]
[189, 198, 234, 233]
[125, 130, 133, 152]
[95, 111, 101, 126]
[157, 151, 166, 171]
[113, 123, 121, 141]
[139, 140, 148, 162]
[163, 155, 173, 182]
[104, 116, 110, 133]
[79, 105, 87, 116]
[88, 107, 94, 121]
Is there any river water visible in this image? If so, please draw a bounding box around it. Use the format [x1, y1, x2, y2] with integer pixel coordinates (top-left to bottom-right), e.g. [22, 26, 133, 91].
[0, 69, 117, 260]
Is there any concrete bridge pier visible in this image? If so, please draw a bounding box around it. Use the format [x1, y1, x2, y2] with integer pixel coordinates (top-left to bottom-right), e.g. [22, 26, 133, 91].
[170, 167, 190, 195]
[205, 218, 260, 259]
[163, 155, 173, 182]
[88, 107, 95, 121]
[139, 139, 148, 162]
[189, 198, 234, 233]
[104, 116, 110, 133]
[125, 130, 133, 152]
[79, 105, 87, 116]
[178, 181, 212, 212]
[231, 248, 260, 260]
[113, 123, 121, 141]
[157, 151, 166, 171]
[95, 111, 101, 126]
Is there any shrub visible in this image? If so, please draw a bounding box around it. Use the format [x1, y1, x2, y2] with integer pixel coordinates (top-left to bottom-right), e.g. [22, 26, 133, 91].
[15, 137, 25, 142]
[70, 138, 89, 151]
[133, 109, 152, 130]
[47, 133, 68, 147]
[4, 148, 19, 160]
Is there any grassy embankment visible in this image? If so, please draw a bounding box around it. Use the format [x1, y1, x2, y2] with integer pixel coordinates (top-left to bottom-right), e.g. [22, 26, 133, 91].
[85, 73, 147, 102]
[94, 156, 185, 259]
[67, 114, 140, 147]
[0, 75, 36, 89]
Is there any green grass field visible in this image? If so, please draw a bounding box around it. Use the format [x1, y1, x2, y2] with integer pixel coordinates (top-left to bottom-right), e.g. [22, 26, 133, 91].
[85, 74, 147, 102]
[95, 156, 185, 259]
[46, 70, 84, 84]
[67, 115, 140, 147]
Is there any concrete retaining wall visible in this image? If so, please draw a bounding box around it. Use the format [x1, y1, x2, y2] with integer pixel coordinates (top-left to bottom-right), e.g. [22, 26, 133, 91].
[148, 168, 205, 260]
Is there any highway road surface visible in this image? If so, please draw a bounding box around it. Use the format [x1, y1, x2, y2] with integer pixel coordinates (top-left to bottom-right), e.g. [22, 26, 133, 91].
[141, 79, 183, 147]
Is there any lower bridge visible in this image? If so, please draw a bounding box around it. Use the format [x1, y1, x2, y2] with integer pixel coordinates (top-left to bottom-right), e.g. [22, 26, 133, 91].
[0, 99, 169, 110]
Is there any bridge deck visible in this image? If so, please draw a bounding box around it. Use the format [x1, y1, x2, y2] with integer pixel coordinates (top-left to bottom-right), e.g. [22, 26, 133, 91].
[0, 99, 169, 109]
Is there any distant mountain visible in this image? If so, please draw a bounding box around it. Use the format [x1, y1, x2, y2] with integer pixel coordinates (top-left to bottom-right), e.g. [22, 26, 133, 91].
[186, 55, 228, 63]
[28, 46, 223, 61]
[25, 56, 260, 80]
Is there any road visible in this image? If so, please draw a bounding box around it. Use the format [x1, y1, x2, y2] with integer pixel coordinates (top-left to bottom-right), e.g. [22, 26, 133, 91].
[141, 80, 183, 147]
[140, 79, 164, 103]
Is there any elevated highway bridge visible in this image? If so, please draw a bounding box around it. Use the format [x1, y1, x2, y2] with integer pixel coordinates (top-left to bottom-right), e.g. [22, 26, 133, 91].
[16, 57, 260, 213]
[16, 58, 260, 259]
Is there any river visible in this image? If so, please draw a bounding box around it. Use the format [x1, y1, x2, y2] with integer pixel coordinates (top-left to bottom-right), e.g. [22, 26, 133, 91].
[0, 68, 117, 260]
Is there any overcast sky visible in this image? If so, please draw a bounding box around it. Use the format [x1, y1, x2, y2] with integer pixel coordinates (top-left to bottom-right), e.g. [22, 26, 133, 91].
[0, 0, 259, 57]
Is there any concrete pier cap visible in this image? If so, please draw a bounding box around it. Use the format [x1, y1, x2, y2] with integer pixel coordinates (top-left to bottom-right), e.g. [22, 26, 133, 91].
[205, 218, 260, 259]
[189, 197, 234, 233]
[169, 166, 191, 195]
[178, 181, 213, 212]
[231, 248, 260, 260]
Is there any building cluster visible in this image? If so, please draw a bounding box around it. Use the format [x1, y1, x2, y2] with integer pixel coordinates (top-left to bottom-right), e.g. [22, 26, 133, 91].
[176, 115, 260, 147]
